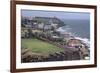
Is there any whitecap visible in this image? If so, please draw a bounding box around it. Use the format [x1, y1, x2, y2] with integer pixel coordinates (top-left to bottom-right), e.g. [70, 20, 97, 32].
[75, 37, 90, 48]
[56, 25, 71, 33]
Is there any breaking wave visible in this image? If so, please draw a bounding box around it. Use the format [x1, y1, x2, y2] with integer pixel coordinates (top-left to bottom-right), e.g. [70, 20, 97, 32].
[57, 25, 90, 48]
[75, 37, 90, 48]
[56, 25, 71, 33]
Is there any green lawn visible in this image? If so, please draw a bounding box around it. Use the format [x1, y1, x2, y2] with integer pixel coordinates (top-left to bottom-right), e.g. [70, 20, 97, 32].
[21, 38, 64, 56]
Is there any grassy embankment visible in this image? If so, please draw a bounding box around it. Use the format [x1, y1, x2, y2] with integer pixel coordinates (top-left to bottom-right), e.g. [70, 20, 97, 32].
[21, 38, 64, 56]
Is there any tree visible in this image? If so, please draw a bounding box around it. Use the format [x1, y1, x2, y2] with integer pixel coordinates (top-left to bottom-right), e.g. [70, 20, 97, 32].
[28, 29, 33, 38]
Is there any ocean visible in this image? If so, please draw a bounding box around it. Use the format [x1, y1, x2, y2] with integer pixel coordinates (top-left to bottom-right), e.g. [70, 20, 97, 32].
[58, 19, 90, 47]
[62, 19, 90, 39]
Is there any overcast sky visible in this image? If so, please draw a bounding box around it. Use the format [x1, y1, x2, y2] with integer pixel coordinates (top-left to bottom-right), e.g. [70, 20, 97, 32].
[21, 9, 90, 20]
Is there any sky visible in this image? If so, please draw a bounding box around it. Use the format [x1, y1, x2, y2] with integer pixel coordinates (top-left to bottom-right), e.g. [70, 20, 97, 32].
[21, 9, 90, 20]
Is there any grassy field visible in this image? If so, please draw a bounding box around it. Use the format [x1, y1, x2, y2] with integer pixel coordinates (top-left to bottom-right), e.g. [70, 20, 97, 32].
[21, 38, 64, 56]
